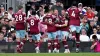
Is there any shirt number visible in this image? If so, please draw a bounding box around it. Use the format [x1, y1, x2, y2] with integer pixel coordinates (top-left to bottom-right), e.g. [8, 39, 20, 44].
[30, 20, 34, 26]
[71, 11, 75, 17]
[15, 15, 23, 21]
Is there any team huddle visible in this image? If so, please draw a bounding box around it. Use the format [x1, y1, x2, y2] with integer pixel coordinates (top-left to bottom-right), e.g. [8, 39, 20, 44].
[14, 4, 82, 53]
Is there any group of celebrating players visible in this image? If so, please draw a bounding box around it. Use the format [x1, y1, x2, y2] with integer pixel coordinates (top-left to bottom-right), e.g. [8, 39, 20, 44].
[14, 3, 82, 53]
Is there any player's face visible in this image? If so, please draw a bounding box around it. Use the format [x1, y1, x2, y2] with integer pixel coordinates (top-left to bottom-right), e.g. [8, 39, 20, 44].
[54, 10, 58, 15]
[61, 10, 65, 16]
[18, 10, 22, 14]
[72, 6, 76, 9]
[48, 18, 52, 24]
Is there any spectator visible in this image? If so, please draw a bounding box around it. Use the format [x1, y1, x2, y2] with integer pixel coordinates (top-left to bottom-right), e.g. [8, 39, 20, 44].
[51, 0, 63, 15]
[7, 36, 13, 42]
[38, 10, 46, 34]
[51, 0, 56, 5]
[7, 30, 16, 42]
[38, 10, 46, 22]
[88, 20, 96, 36]
[90, 27, 100, 41]
[78, 3, 83, 11]
[0, 25, 8, 39]
[0, 9, 2, 18]
[0, 17, 5, 27]
[31, 4, 36, 11]
[3, 12, 9, 19]
[86, 7, 94, 21]
[0, 31, 6, 42]
[80, 14, 89, 31]
[4, 18, 10, 33]
[37, 5, 44, 16]
[27, 8, 33, 18]
[97, 25, 100, 34]
[92, 7, 98, 15]
[8, 7, 14, 20]
[27, 4, 36, 18]
[79, 28, 90, 42]
[8, 20, 15, 33]
[90, 35, 100, 52]
[94, 16, 100, 25]
[0, 6, 5, 16]
[4, 18, 10, 25]
[78, 3, 86, 15]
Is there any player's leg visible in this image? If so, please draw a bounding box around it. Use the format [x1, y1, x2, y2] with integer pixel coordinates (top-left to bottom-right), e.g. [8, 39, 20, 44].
[16, 30, 22, 53]
[35, 33, 41, 53]
[19, 30, 26, 48]
[32, 34, 39, 53]
[47, 33, 52, 53]
[19, 30, 26, 52]
[27, 32, 33, 43]
[56, 30, 62, 51]
[70, 25, 77, 40]
[55, 30, 62, 53]
[62, 31, 70, 53]
[16, 30, 26, 53]
[75, 26, 81, 53]
[52, 32, 59, 53]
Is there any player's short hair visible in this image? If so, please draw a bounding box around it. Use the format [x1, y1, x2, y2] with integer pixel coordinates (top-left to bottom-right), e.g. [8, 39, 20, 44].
[32, 10, 36, 15]
[18, 5, 23, 10]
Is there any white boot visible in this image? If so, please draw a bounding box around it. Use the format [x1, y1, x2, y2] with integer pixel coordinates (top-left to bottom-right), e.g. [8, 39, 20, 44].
[64, 49, 70, 53]
[48, 49, 51, 53]
[35, 47, 40, 53]
[53, 48, 58, 53]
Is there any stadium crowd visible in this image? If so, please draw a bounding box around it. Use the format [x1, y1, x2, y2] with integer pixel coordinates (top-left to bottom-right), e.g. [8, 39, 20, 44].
[0, 0, 100, 53]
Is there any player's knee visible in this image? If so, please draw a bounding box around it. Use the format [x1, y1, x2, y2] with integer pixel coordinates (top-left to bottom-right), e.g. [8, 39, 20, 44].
[48, 42, 51, 46]
[62, 38, 67, 41]
[16, 38, 21, 42]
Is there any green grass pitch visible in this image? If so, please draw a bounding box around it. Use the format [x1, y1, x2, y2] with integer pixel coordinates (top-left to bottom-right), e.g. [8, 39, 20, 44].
[0, 53, 100, 56]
